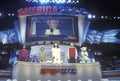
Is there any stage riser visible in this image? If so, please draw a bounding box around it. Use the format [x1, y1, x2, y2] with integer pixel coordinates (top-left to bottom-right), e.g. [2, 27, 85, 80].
[13, 62, 102, 81]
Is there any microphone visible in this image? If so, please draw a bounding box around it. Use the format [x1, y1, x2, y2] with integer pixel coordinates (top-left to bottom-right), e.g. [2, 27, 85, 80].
[50, 28, 53, 33]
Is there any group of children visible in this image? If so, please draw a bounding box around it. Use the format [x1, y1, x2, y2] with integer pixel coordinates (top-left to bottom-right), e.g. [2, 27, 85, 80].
[9, 42, 95, 64]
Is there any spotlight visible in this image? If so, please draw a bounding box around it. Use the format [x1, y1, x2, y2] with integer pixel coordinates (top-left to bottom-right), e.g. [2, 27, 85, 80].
[118, 17, 120, 19]
[12, 13, 15, 16]
[39, 0, 49, 4]
[92, 15, 96, 18]
[88, 79, 92, 81]
[76, 0, 79, 3]
[13, 79, 17, 81]
[26, 0, 79, 4]
[68, 0, 71, 3]
[8, 13, 11, 16]
[114, 16, 116, 19]
[26, 80, 31, 81]
[77, 80, 82, 81]
[0, 13, 2, 16]
[67, 80, 71, 81]
[47, 80, 51, 81]
[105, 16, 108, 18]
[57, 80, 61, 81]
[88, 14, 92, 19]
[101, 16, 104, 19]
[37, 80, 41, 81]
[6, 79, 12, 81]
[55, 0, 66, 4]
[33, 0, 38, 2]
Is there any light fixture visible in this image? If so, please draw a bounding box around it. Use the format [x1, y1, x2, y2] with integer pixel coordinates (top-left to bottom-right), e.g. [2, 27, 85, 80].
[0, 13, 2, 16]
[25, 0, 79, 4]
[88, 14, 92, 19]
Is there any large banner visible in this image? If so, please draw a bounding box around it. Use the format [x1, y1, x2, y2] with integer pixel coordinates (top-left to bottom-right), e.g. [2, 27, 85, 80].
[86, 29, 120, 44]
[0, 29, 19, 44]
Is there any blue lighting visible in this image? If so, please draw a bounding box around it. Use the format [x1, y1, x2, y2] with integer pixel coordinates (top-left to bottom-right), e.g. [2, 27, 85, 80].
[26, 0, 79, 4]
[0, 13, 2, 16]
[55, 0, 66, 4]
[92, 15, 96, 18]
[39, 0, 49, 4]
[88, 14, 92, 19]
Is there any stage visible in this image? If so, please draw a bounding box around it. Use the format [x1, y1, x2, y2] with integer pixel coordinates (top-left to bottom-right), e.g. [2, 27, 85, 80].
[12, 61, 102, 81]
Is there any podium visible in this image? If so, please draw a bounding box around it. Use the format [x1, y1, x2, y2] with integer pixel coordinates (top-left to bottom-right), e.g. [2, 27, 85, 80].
[13, 61, 102, 81]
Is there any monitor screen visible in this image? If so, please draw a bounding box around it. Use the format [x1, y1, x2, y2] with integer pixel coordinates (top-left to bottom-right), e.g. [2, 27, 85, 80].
[26, 15, 79, 42]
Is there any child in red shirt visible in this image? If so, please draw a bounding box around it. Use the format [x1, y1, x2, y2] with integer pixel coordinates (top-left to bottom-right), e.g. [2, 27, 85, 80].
[18, 45, 29, 61]
[68, 42, 77, 63]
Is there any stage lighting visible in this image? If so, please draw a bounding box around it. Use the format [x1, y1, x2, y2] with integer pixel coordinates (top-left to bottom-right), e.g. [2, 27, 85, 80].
[47, 80, 51, 81]
[92, 15, 96, 18]
[105, 16, 108, 18]
[101, 16, 104, 19]
[76, 0, 79, 3]
[33, 0, 38, 2]
[6, 79, 12, 81]
[8, 13, 11, 16]
[118, 17, 120, 19]
[39, 0, 49, 4]
[55, 0, 66, 4]
[0, 13, 2, 16]
[67, 0, 71, 3]
[37, 80, 41, 81]
[12, 13, 15, 16]
[88, 79, 92, 81]
[26, 0, 79, 4]
[67, 80, 71, 81]
[114, 16, 116, 19]
[57, 80, 61, 81]
[13, 79, 17, 81]
[87, 14, 92, 19]
[26, 80, 31, 81]
[77, 80, 82, 81]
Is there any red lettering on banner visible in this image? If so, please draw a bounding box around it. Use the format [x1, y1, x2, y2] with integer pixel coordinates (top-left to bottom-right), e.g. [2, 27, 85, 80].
[36, 6, 43, 14]
[30, 7, 36, 14]
[18, 6, 58, 16]
[53, 6, 58, 13]
[46, 6, 52, 13]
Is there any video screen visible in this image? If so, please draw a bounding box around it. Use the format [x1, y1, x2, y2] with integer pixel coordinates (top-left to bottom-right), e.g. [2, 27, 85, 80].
[26, 15, 79, 42]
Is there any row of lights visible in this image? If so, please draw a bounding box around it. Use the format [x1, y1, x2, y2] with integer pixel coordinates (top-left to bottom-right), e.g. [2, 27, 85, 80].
[87, 14, 120, 19]
[7, 79, 108, 81]
[26, 0, 79, 4]
[0, 12, 120, 20]
[0, 13, 15, 17]
[8, 13, 15, 16]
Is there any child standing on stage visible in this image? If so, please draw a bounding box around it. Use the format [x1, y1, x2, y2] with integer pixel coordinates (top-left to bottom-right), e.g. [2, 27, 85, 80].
[18, 45, 29, 62]
[68, 42, 77, 63]
[52, 42, 61, 64]
[38, 47, 46, 63]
